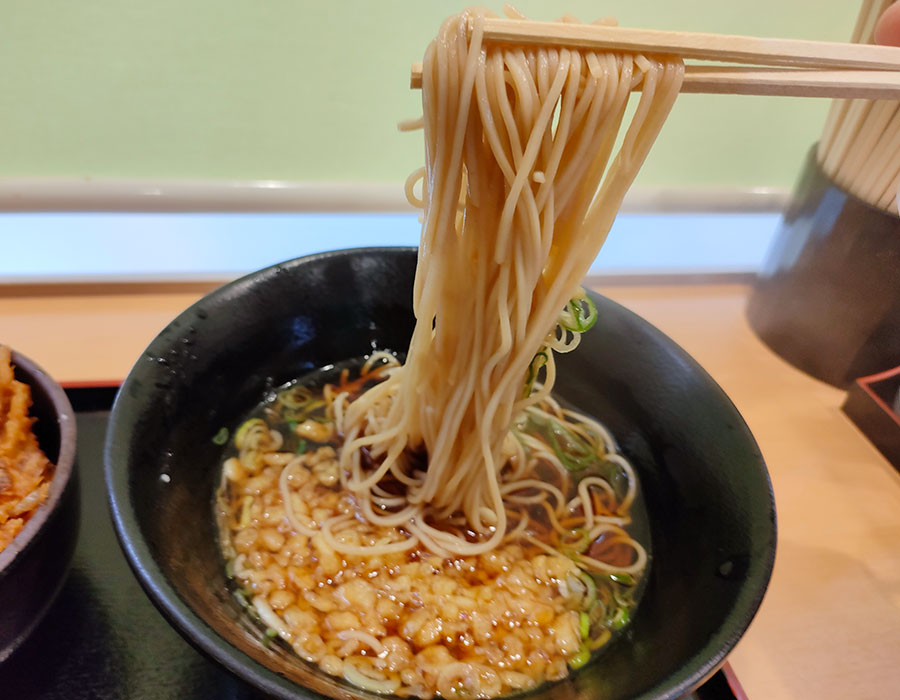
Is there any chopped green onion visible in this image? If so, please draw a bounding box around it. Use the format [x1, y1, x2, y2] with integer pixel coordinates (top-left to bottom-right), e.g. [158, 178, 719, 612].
[608, 572, 635, 586]
[561, 548, 581, 563]
[280, 386, 312, 409]
[235, 418, 266, 448]
[592, 459, 631, 501]
[212, 427, 229, 445]
[576, 295, 597, 331]
[287, 420, 298, 432]
[282, 396, 326, 422]
[265, 627, 279, 638]
[234, 590, 249, 608]
[525, 413, 597, 471]
[579, 611, 590, 640]
[613, 589, 632, 609]
[522, 350, 549, 398]
[558, 293, 598, 333]
[578, 570, 597, 606]
[563, 528, 590, 553]
[610, 606, 630, 631]
[296, 439, 308, 455]
[568, 644, 591, 670]
[224, 559, 234, 578]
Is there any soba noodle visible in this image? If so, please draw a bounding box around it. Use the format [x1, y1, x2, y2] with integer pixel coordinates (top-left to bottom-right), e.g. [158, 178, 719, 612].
[217, 7, 683, 698]
[333, 8, 682, 558]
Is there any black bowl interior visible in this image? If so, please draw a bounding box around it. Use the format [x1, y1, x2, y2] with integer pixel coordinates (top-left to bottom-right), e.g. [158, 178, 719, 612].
[106, 247, 775, 700]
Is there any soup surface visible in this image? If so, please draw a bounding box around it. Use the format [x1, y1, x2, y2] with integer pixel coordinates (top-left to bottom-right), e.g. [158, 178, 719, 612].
[216, 356, 649, 698]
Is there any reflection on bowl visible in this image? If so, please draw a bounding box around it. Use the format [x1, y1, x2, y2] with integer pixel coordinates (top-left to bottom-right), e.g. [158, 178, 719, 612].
[0, 349, 78, 663]
[106, 247, 776, 700]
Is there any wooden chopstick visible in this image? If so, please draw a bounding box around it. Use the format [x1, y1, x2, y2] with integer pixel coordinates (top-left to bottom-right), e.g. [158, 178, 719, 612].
[409, 62, 900, 99]
[475, 18, 900, 70]
[674, 66, 900, 99]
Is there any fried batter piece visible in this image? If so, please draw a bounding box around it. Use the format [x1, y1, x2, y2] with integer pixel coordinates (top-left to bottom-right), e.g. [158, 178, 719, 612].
[0, 346, 53, 553]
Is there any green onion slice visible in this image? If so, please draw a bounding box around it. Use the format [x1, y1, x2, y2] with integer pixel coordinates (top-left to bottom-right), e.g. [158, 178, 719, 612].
[525, 413, 597, 471]
[568, 644, 591, 670]
[522, 350, 549, 398]
[610, 606, 630, 630]
[558, 293, 598, 333]
[562, 528, 590, 553]
[608, 572, 636, 586]
[578, 570, 597, 606]
[235, 418, 266, 448]
[579, 611, 591, 640]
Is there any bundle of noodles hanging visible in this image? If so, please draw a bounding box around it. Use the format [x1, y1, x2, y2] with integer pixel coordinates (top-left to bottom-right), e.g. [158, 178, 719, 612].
[216, 7, 683, 697]
[335, 8, 682, 557]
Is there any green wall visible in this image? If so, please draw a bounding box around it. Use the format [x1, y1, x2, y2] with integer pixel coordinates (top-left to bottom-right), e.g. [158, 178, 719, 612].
[0, 1, 860, 188]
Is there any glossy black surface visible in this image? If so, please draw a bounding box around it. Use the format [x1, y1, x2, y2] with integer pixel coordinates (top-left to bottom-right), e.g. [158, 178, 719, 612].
[842, 366, 900, 469]
[748, 145, 900, 388]
[0, 350, 78, 662]
[1, 404, 735, 700]
[106, 248, 776, 700]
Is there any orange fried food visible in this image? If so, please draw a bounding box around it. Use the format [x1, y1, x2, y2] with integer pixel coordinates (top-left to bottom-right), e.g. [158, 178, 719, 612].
[0, 346, 53, 553]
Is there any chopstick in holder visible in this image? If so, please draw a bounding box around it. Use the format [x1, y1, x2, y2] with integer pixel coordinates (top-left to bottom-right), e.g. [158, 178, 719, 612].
[409, 62, 900, 100]
[475, 18, 900, 70]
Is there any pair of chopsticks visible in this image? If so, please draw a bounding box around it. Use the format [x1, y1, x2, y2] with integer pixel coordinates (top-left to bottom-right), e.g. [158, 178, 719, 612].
[409, 18, 900, 99]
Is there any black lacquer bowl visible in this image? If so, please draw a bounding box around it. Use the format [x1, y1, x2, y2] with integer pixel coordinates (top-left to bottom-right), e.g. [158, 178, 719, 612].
[105, 248, 776, 700]
[0, 349, 78, 662]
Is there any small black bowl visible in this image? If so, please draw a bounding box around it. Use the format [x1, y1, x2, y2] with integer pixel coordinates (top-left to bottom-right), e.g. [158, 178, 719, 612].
[0, 349, 78, 662]
[106, 247, 776, 700]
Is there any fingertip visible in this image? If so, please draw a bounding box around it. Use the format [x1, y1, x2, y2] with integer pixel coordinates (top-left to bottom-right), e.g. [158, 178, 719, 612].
[874, 1, 900, 46]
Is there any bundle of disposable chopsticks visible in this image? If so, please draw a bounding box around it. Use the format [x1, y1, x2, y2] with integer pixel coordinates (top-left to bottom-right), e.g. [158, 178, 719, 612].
[819, 0, 900, 213]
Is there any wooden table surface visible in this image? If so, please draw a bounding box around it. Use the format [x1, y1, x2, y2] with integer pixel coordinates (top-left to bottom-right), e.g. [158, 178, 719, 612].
[4, 281, 900, 699]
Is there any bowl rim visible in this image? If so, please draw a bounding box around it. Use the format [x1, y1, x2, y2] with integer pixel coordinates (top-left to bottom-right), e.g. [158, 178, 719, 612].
[105, 246, 776, 700]
[0, 348, 77, 573]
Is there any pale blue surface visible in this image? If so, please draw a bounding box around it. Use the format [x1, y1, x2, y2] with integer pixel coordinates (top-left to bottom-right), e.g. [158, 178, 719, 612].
[0, 212, 781, 282]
